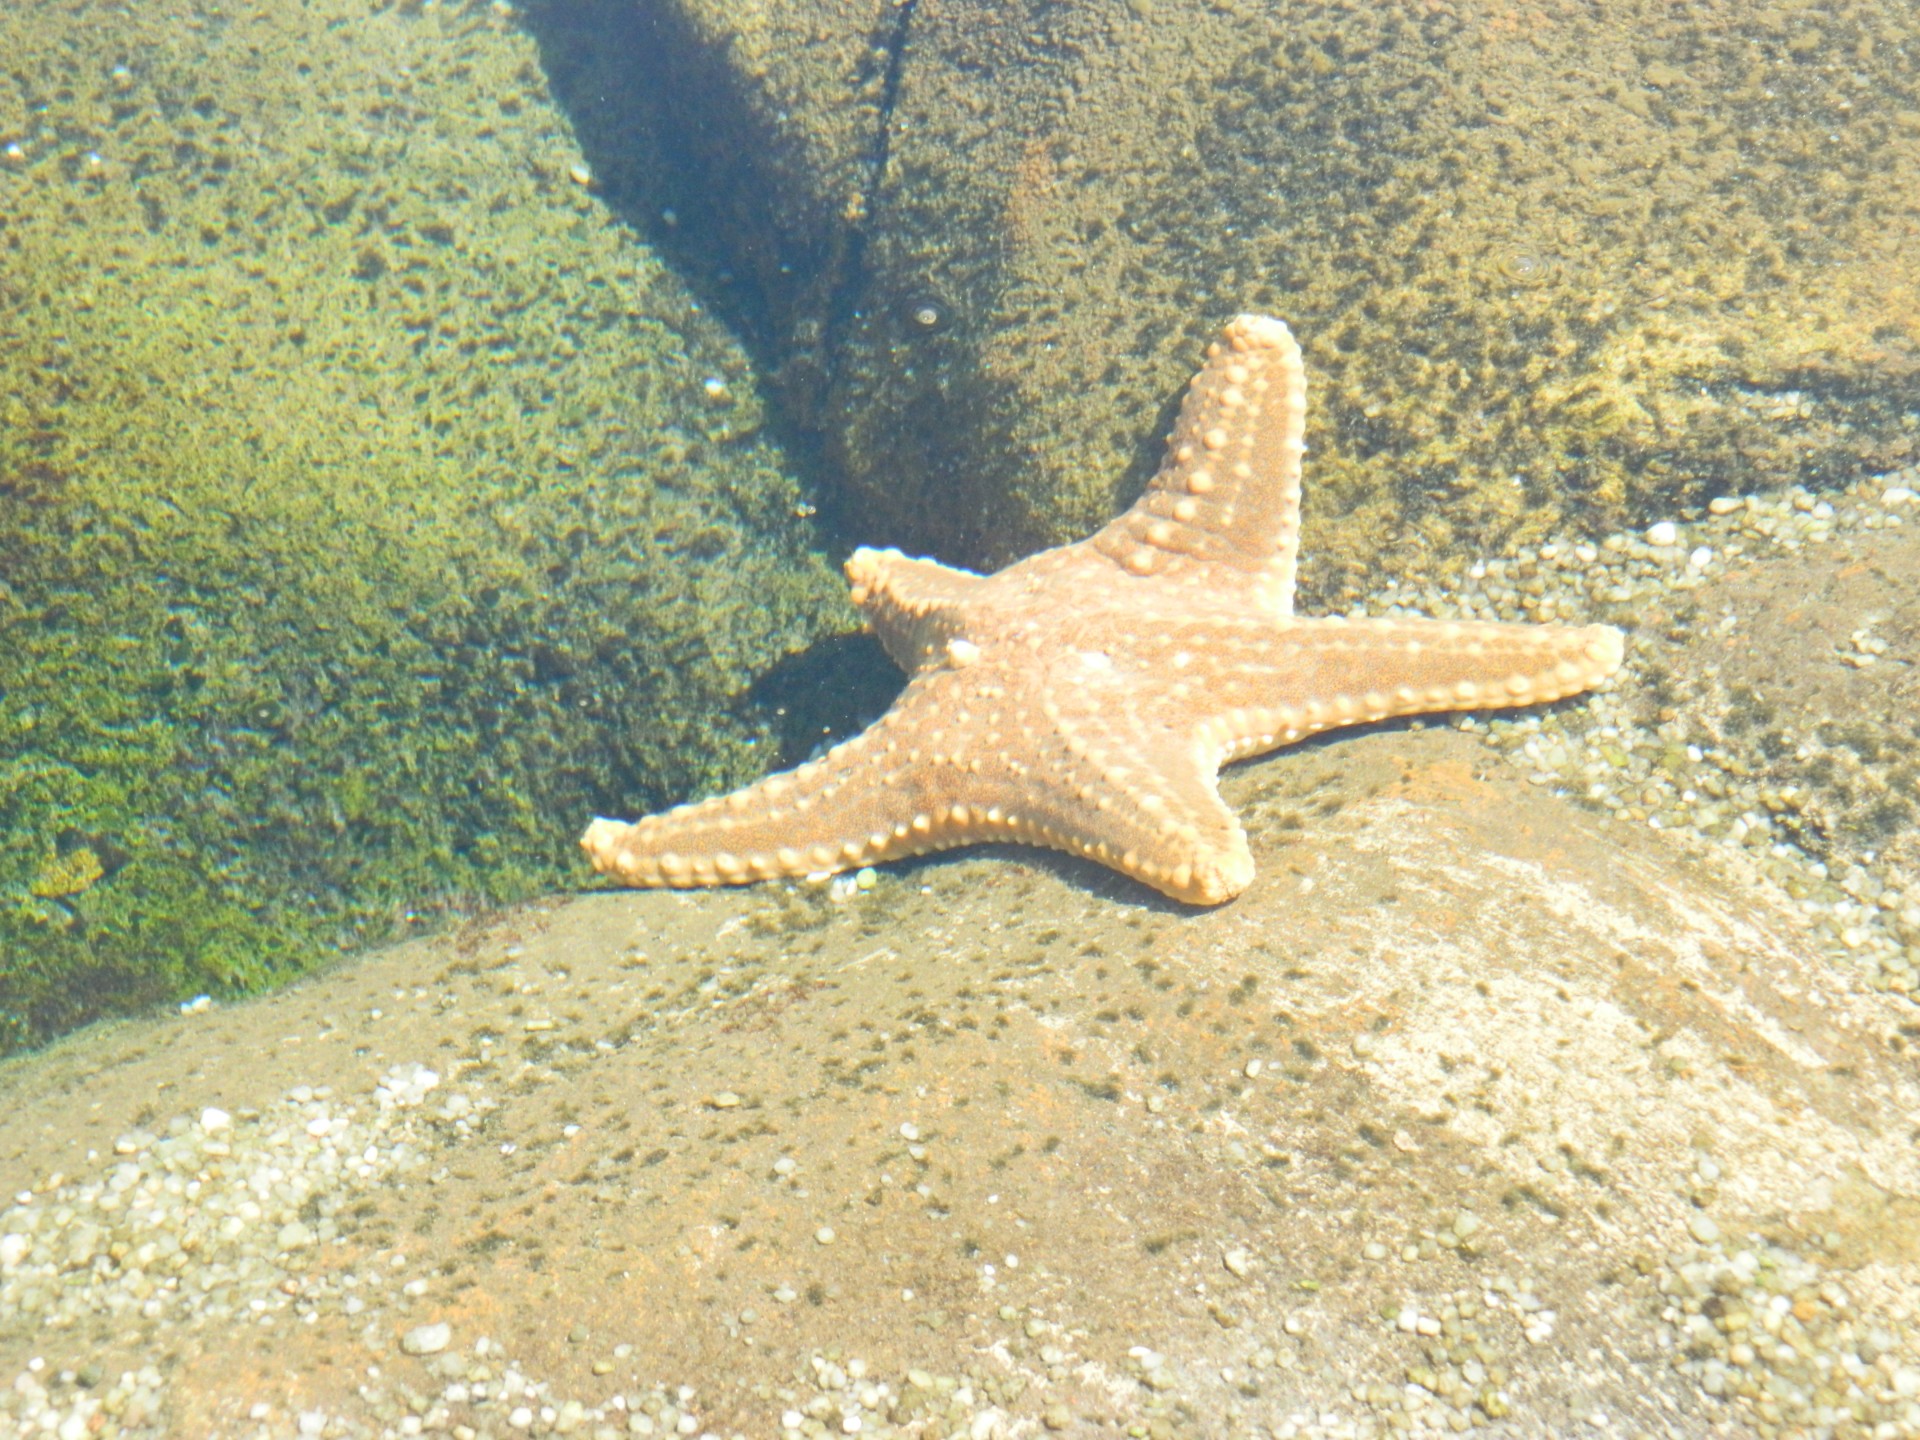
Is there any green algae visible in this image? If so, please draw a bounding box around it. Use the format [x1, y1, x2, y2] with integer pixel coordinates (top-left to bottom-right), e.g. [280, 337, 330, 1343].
[0, 0, 846, 1054]
[959, 0, 1920, 589]
[624, 0, 1920, 582]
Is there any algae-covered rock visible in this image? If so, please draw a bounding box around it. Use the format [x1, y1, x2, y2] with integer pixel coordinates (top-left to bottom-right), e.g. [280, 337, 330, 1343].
[518, 0, 891, 431]
[596, 0, 1920, 578]
[0, 0, 845, 1052]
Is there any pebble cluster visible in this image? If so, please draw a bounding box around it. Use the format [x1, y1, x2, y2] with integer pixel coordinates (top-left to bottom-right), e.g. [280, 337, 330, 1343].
[1654, 1233, 1920, 1438]
[1236, 1232, 1920, 1440]
[7, 1060, 1916, 1439]
[0, 1064, 475, 1439]
[1369, 471, 1920, 1004]
[0, 1064, 1043, 1440]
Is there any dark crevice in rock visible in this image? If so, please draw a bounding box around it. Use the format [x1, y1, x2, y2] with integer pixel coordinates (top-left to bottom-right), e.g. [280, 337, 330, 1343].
[517, 0, 858, 421]
[824, 0, 921, 353]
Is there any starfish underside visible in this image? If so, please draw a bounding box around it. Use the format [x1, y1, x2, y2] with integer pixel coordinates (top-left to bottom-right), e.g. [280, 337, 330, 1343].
[581, 316, 1624, 904]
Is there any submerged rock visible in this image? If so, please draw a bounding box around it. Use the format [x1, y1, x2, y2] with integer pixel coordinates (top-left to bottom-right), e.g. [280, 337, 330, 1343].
[549, 0, 1920, 574]
[2, 725, 1913, 1435]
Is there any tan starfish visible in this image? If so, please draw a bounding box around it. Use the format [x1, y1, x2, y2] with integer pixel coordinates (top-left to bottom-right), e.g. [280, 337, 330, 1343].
[581, 315, 1624, 904]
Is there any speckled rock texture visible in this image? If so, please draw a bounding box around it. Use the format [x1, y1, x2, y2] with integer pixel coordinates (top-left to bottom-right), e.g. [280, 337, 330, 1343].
[1647, 517, 1920, 883]
[565, 0, 1920, 577]
[2, 724, 1916, 1438]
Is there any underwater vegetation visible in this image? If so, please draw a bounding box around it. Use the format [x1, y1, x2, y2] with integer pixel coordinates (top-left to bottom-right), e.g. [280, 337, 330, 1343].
[0, 0, 843, 1053]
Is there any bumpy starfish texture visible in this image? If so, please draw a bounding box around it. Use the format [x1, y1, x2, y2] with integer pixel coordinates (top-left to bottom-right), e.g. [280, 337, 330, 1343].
[581, 316, 1624, 904]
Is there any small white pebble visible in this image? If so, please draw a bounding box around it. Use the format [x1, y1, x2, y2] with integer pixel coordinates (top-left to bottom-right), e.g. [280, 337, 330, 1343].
[200, 1107, 232, 1133]
[402, 1322, 451, 1355]
[815, 1226, 836, 1245]
[1646, 520, 1679, 547]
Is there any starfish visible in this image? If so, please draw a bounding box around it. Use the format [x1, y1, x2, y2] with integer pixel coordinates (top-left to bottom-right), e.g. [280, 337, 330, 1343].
[581, 315, 1624, 904]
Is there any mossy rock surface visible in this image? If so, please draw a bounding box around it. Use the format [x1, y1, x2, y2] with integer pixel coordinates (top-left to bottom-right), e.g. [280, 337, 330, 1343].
[0, 0, 846, 1052]
[596, 0, 1920, 583]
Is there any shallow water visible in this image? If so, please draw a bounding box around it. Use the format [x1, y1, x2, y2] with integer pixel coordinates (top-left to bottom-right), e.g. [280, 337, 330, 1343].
[2, 0, 1918, 1433]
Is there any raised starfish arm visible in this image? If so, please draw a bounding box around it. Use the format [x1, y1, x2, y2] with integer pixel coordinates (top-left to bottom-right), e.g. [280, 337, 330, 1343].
[1090, 314, 1307, 614]
[842, 547, 987, 675]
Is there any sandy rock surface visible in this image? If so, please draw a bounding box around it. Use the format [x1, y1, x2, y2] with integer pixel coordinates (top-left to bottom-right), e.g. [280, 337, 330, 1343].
[5, 725, 1916, 1438]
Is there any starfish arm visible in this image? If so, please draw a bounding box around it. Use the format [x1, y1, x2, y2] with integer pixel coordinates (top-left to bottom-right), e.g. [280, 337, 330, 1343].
[991, 649, 1261, 904]
[1090, 314, 1306, 614]
[1190, 616, 1626, 761]
[581, 661, 1256, 903]
[580, 711, 958, 889]
[1034, 722, 1257, 905]
[843, 546, 989, 674]
[579, 676, 1114, 890]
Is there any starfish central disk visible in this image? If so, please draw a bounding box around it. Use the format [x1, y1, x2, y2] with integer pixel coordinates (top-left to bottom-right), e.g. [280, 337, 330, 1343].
[580, 316, 1625, 904]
